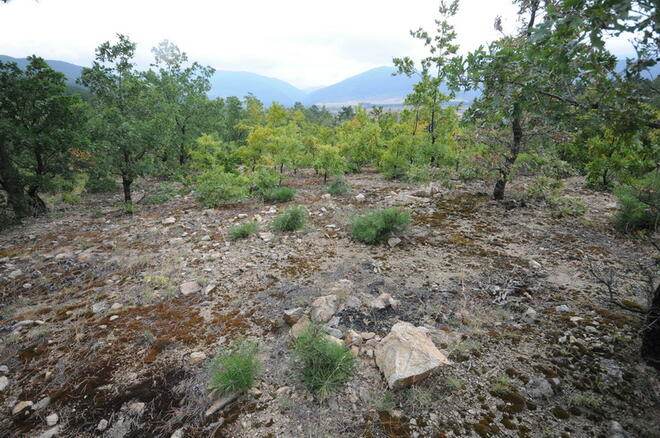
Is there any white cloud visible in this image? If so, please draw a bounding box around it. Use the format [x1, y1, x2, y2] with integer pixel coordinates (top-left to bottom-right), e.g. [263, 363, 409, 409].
[0, 0, 632, 88]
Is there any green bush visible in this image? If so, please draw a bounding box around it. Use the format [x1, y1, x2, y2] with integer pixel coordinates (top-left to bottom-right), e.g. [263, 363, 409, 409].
[195, 170, 249, 207]
[526, 176, 563, 202]
[261, 186, 295, 203]
[326, 176, 349, 195]
[86, 175, 120, 193]
[60, 192, 81, 204]
[548, 197, 587, 218]
[229, 221, 259, 240]
[251, 168, 280, 193]
[406, 165, 432, 183]
[272, 205, 308, 231]
[144, 193, 173, 205]
[350, 208, 411, 244]
[614, 173, 659, 232]
[209, 339, 262, 395]
[292, 323, 356, 399]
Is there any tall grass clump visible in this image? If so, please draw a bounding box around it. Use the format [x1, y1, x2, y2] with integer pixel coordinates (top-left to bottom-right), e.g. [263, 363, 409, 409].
[292, 323, 356, 399]
[229, 221, 259, 240]
[272, 205, 308, 231]
[209, 339, 262, 395]
[326, 176, 349, 195]
[261, 186, 295, 203]
[614, 172, 659, 233]
[350, 208, 411, 244]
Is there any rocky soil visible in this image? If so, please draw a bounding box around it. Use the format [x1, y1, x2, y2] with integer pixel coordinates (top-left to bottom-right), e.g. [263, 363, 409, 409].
[0, 171, 658, 438]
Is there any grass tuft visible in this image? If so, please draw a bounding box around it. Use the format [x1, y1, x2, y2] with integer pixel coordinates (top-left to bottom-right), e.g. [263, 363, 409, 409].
[261, 186, 296, 203]
[229, 221, 259, 240]
[350, 208, 410, 244]
[326, 176, 349, 195]
[272, 205, 308, 232]
[292, 323, 356, 399]
[209, 339, 262, 395]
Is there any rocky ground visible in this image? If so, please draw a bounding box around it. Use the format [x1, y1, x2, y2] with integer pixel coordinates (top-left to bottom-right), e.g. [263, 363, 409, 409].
[0, 171, 658, 438]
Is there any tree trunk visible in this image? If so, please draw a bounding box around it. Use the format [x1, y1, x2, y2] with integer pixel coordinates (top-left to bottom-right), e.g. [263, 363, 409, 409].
[0, 137, 35, 218]
[27, 186, 47, 215]
[324, 171, 328, 183]
[122, 176, 133, 204]
[641, 282, 660, 369]
[493, 102, 523, 200]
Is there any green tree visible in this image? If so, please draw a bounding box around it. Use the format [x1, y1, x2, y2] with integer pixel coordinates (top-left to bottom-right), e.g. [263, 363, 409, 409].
[79, 34, 165, 206]
[0, 56, 86, 218]
[148, 40, 215, 166]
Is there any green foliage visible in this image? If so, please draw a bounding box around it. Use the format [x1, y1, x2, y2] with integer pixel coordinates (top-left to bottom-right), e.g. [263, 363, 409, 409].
[194, 170, 249, 207]
[350, 208, 411, 244]
[526, 176, 563, 202]
[614, 172, 659, 233]
[229, 221, 260, 240]
[406, 165, 432, 183]
[326, 175, 349, 195]
[261, 186, 295, 203]
[292, 323, 356, 399]
[122, 202, 138, 215]
[209, 339, 262, 395]
[60, 192, 82, 205]
[250, 168, 280, 193]
[190, 133, 237, 172]
[548, 197, 587, 218]
[272, 205, 308, 232]
[85, 174, 120, 193]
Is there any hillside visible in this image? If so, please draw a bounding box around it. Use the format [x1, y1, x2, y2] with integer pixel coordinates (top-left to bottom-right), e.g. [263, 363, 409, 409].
[0, 54, 83, 87]
[208, 70, 307, 106]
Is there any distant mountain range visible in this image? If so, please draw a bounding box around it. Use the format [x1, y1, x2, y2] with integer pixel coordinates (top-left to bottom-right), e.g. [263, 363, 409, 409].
[2, 54, 655, 108]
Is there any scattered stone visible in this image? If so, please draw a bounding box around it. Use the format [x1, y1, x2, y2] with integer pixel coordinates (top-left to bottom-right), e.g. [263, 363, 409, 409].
[109, 315, 119, 321]
[375, 322, 450, 389]
[355, 193, 366, 202]
[525, 378, 554, 399]
[608, 421, 629, 438]
[283, 307, 304, 326]
[0, 365, 8, 374]
[23, 283, 32, 289]
[387, 237, 401, 248]
[258, 232, 274, 242]
[0, 376, 8, 391]
[55, 251, 74, 260]
[237, 213, 248, 219]
[344, 329, 363, 346]
[555, 305, 570, 313]
[110, 303, 123, 311]
[96, 419, 109, 431]
[324, 327, 343, 339]
[328, 279, 354, 298]
[321, 193, 332, 200]
[190, 352, 207, 364]
[600, 358, 623, 382]
[275, 386, 290, 397]
[91, 302, 107, 314]
[34, 396, 51, 410]
[569, 316, 583, 323]
[523, 307, 538, 321]
[205, 392, 238, 417]
[529, 260, 542, 270]
[310, 295, 338, 323]
[362, 332, 376, 340]
[162, 217, 176, 225]
[171, 428, 184, 438]
[128, 401, 145, 416]
[8, 269, 22, 279]
[37, 426, 61, 438]
[12, 400, 33, 415]
[180, 281, 201, 296]
[327, 335, 343, 346]
[291, 315, 311, 339]
[46, 413, 59, 426]
[370, 293, 398, 310]
[203, 284, 217, 295]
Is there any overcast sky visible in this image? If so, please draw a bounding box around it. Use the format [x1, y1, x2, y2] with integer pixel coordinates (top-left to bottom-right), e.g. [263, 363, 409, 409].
[0, 0, 636, 89]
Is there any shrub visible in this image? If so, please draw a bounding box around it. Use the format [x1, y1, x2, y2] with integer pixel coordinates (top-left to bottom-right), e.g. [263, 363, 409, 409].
[145, 182, 177, 205]
[292, 323, 356, 399]
[60, 192, 81, 204]
[86, 175, 120, 193]
[326, 175, 349, 195]
[251, 168, 280, 193]
[195, 170, 248, 207]
[548, 197, 587, 218]
[122, 202, 137, 215]
[526, 176, 563, 202]
[261, 186, 295, 203]
[614, 172, 659, 233]
[229, 221, 259, 240]
[272, 205, 308, 231]
[350, 208, 411, 244]
[406, 165, 432, 183]
[209, 339, 262, 395]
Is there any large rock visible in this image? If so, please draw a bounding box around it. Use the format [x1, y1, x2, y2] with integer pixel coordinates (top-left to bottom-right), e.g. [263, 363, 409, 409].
[375, 322, 450, 389]
[291, 315, 311, 339]
[283, 308, 304, 326]
[180, 281, 200, 296]
[310, 295, 338, 323]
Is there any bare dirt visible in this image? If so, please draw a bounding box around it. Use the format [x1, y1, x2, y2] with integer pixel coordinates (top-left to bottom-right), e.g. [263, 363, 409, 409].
[1, 171, 658, 438]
